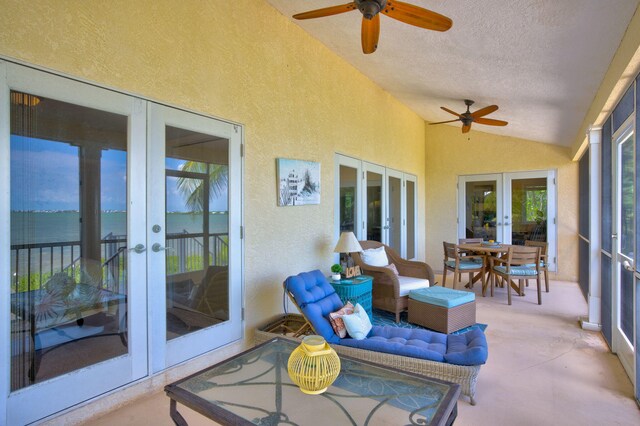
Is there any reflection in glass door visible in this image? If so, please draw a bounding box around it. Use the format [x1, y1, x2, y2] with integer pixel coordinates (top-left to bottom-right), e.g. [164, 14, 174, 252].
[387, 170, 403, 253]
[363, 162, 384, 242]
[612, 124, 635, 382]
[509, 177, 548, 245]
[3, 63, 147, 425]
[340, 165, 359, 235]
[9, 91, 129, 388]
[164, 126, 229, 341]
[459, 175, 503, 242]
[406, 175, 417, 259]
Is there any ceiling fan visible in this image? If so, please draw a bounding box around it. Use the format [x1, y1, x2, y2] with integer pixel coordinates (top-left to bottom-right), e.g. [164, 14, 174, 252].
[292, 0, 452, 54]
[430, 100, 509, 134]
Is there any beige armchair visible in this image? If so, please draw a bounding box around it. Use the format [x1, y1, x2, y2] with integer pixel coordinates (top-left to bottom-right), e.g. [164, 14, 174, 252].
[352, 241, 434, 323]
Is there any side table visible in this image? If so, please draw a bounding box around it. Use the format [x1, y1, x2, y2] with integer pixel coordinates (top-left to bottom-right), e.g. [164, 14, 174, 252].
[329, 275, 373, 318]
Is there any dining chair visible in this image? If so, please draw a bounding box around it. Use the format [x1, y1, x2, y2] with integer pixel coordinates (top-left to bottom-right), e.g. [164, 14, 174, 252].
[488, 246, 542, 305]
[442, 242, 486, 291]
[524, 240, 550, 292]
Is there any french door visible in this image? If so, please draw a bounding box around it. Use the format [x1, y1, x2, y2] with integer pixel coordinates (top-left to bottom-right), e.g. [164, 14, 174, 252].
[1, 62, 148, 424]
[335, 155, 418, 259]
[0, 61, 243, 423]
[458, 171, 557, 271]
[612, 120, 635, 382]
[147, 103, 242, 371]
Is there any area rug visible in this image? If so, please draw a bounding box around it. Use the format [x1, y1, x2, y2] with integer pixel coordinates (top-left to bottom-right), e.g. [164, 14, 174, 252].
[371, 308, 487, 335]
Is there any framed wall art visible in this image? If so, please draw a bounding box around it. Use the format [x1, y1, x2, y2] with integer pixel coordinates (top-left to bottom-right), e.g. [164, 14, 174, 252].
[277, 158, 321, 206]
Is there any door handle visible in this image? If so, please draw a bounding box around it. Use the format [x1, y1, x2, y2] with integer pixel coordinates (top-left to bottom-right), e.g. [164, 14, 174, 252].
[622, 260, 635, 272]
[152, 243, 174, 253]
[128, 244, 146, 254]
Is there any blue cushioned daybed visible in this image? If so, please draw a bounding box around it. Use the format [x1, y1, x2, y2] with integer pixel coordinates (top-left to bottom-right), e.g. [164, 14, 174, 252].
[274, 269, 488, 405]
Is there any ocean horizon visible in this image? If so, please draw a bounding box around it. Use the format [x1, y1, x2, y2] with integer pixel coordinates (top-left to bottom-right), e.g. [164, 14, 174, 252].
[11, 211, 229, 246]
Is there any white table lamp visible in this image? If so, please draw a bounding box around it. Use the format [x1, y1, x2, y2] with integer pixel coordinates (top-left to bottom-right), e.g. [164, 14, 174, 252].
[334, 232, 363, 268]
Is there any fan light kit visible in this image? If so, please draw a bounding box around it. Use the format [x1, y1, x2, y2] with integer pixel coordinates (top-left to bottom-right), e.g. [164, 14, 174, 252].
[293, 0, 452, 54]
[430, 99, 509, 134]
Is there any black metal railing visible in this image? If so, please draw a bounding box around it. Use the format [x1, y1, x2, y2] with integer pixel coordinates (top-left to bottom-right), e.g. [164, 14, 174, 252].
[10, 231, 228, 294]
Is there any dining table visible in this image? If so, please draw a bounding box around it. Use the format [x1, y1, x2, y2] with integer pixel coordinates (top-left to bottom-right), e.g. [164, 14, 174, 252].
[457, 242, 526, 297]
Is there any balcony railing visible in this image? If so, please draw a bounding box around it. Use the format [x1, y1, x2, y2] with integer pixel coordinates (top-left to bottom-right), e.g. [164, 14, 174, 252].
[10, 231, 228, 294]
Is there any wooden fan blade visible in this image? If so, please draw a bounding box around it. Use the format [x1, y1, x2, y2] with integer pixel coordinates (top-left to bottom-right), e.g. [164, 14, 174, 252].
[462, 123, 471, 134]
[441, 106, 461, 117]
[361, 15, 380, 54]
[429, 118, 461, 125]
[471, 105, 498, 118]
[382, 1, 452, 32]
[475, 117, 508, 126]
[293, 2, 357, 20]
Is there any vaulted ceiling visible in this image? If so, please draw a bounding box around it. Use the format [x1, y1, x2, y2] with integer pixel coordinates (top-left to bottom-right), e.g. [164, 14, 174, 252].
[266, 0, 639, 146]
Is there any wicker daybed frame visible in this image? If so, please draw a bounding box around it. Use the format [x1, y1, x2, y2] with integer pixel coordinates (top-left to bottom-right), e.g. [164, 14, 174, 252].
[254, 313, 481, 405]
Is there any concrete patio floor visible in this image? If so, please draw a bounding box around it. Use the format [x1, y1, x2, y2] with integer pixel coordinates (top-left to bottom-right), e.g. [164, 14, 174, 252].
[72, 277, 638, 425]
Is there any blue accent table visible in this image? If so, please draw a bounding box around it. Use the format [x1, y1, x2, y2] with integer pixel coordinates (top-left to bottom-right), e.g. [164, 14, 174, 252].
[329, 275, 373, 318]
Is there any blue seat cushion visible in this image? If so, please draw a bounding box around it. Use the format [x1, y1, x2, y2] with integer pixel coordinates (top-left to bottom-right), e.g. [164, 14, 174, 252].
[408, 286, 475, 308]
[444, 328, 488, 365]
[284, 270, 345, 343]
[493, 265, 538, 276]
[445, 260, 481, 270]
[523, 262, 545, 268]
[340, 326, 447, 362]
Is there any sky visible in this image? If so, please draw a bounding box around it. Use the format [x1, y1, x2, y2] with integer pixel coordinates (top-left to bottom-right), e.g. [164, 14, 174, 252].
[10, 136, 228, 212]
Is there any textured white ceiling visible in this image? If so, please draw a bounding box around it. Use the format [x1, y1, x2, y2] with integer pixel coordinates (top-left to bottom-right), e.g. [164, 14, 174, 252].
[266, 0, 639, 146]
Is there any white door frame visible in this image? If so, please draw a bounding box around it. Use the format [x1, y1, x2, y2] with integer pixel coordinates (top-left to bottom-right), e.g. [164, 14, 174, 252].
[362, 161, 386, 243]
[147, 103, 243, 372]
[0, 61, 148, 425]
[611, 117, 635, 381]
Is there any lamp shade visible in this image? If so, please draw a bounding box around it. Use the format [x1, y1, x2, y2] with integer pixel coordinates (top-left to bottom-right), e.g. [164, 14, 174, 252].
[333, 232, 363, 253]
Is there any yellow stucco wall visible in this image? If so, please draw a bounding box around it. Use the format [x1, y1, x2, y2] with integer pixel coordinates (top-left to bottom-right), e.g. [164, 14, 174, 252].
[425, 125, 579, 282]
[0, 1, 426, 334]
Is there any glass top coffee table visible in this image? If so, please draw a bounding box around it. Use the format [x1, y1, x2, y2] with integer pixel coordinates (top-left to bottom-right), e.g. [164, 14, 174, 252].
[165, 337, 460, 425]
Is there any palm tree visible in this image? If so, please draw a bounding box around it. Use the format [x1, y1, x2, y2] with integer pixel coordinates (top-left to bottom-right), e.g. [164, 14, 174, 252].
[176, 161, 228, 212]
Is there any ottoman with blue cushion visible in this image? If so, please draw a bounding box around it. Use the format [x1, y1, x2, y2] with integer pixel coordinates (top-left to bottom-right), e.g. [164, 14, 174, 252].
[408, 286, 476, 333]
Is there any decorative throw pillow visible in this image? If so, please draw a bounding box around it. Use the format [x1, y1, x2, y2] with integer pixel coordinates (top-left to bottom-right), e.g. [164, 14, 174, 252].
[342, 303, 372, 340]
[328, 301, 354, 338]
[360, 246, 389, 267]
[384, 263, 400, 276]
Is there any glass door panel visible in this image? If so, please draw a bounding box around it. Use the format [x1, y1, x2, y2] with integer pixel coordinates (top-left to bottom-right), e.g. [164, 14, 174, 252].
[406, 175, 417, 259]
[3, 62, 147, 425]
[613, 127, 635, 381]
[9, 91, 129, 389]
[462, 179, 501, 241]
[164, 127, 229, 341]
[147, 103, 241, 370]
[510, 178, 547, 245]
[339, 165, 358, 235]
[387, 171, 403, 254]
[363, 162, 385, 242]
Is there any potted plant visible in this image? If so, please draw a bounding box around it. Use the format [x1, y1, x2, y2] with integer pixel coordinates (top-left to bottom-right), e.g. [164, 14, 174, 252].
[330, 264, 342, 281]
